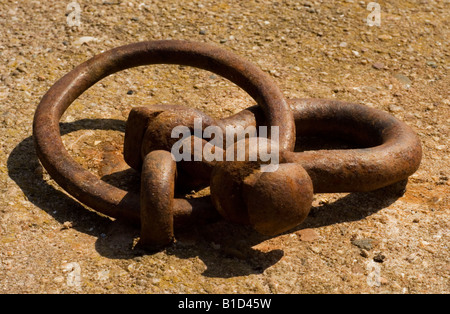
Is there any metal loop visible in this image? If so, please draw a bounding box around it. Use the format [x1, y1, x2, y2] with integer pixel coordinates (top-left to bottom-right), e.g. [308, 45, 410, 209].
[33, 40, 422, 247]
[33, 40, 294, 226]
[224, 98, 423, 193]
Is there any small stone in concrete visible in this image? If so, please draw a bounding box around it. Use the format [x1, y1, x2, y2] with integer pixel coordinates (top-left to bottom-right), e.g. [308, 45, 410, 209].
[351, 238, 374, 250]
[297, 229, 319, 242]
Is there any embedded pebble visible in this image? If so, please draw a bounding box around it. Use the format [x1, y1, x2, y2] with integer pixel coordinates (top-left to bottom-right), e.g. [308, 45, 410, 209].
[351, 238, 374, 251]
[372, 62, 385, 70]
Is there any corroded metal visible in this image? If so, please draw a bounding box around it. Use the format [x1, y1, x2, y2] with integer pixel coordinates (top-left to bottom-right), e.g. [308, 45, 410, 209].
[223, 98, 423, 193]
[33, 40, 295, 248]
[140, 150, 176, 250]
[33, 40, 422, 249]
[122, 97, 422, 237]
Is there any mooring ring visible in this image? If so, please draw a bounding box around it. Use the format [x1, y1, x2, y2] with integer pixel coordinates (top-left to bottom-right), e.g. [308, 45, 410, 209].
[33, 40, 295, 224]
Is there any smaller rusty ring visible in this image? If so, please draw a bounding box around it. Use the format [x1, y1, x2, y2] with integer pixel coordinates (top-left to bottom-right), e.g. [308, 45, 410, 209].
[140, 150, 176, 250]
[205, 98, 422, 235]
[33, 40, 295, 225]
[281, 98, 423, 193]
[224, 98, 423, 193]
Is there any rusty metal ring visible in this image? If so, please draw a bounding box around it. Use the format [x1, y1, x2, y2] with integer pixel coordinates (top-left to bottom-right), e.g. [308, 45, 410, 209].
[282, 98, 423, 192]
[33, 40, 295, 227]
[224, 98, 423, 193]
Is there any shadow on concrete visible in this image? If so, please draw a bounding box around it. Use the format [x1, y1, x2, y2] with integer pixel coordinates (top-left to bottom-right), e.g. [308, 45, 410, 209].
[8, 118, 405, 278]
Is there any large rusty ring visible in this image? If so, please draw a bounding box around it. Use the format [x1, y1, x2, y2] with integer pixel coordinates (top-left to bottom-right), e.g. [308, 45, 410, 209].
[33, 40, 296, 249]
